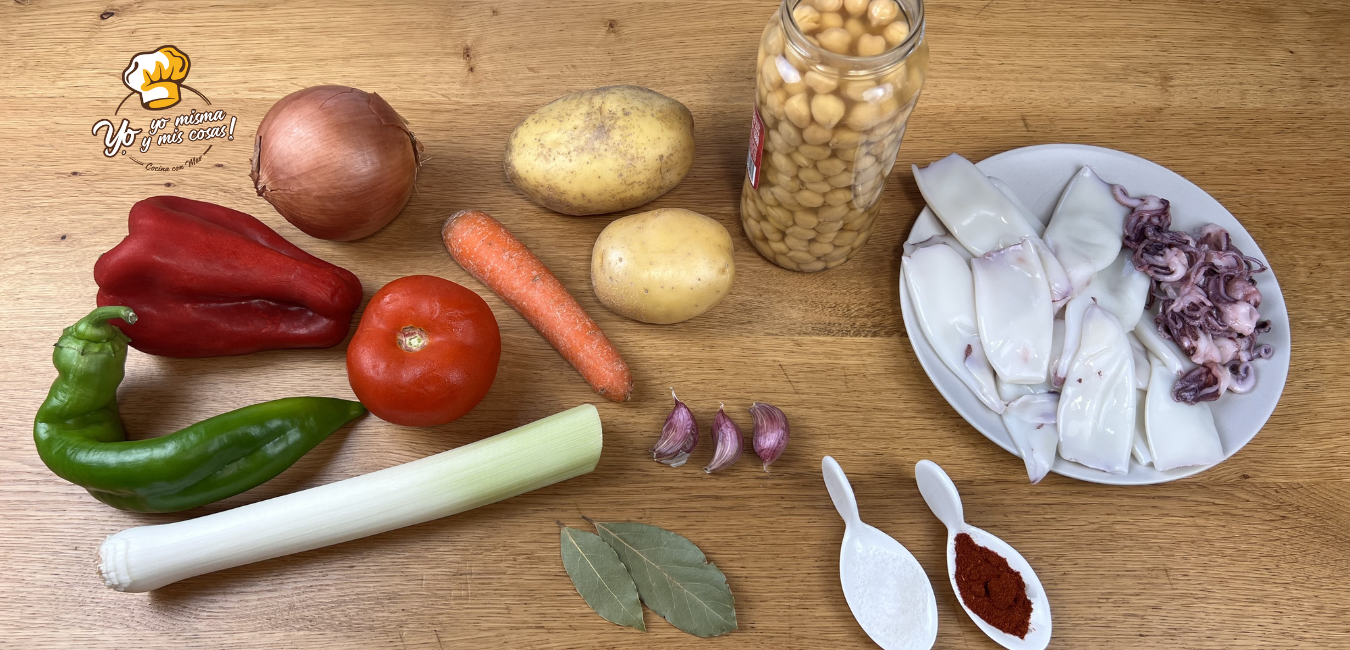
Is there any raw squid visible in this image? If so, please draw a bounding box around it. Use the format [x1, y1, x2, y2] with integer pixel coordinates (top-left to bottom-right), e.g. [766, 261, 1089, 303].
[1127, 333, 1150, 391]
[972, 240, 1054, 384]
[996, 321, 1065, 484]
[1002, 394, 1060, 484]
[990, 176, 1049, 235]
[1145, 354, 1225, 471]
[1043, 166, 1132, 294]
[1052, 249, 1151, 386]
[1131, 389, 1152, 466]
[904, 208, 971, 261]
[1057, 305, 1136, 474]
[913, 154, 1041, 256]
[903, 242, 1005, 413]
[1133, 319, 1192, 375]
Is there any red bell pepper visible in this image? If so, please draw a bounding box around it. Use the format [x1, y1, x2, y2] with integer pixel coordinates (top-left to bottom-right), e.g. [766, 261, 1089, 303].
[94, 196, 363, 357]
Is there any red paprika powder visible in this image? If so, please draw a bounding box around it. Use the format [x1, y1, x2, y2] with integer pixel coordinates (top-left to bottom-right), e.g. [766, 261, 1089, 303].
[954, 532, 1032, 638]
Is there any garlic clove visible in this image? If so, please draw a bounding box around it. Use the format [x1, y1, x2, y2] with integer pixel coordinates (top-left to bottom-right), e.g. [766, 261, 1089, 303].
[749, 402, 790, 472]
[652, 389, 698, 467]
[704, 403, 744, 474]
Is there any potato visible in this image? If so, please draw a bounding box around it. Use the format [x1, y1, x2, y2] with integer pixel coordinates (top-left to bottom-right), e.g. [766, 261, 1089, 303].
[591, 209, 734, 324]
[505, 86, 694, 216]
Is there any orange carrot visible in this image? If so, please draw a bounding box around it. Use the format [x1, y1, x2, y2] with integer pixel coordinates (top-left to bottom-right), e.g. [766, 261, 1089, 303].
[442, 210, 633, 402]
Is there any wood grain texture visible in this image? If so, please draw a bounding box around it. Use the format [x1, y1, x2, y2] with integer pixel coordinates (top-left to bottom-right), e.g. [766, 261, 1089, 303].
[1, 0, 1347, 648]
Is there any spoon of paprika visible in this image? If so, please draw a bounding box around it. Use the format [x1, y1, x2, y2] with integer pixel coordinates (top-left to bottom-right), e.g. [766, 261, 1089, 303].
[914, 460, 1052, 650]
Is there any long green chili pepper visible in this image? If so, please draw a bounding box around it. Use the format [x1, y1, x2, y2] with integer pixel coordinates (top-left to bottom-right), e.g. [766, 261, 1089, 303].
[34, 306, 366, 513]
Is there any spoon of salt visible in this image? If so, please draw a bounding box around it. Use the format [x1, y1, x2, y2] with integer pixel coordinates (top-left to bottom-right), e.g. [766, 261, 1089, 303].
[914, 459, 1052, 650]
[822, 456, 938, 650]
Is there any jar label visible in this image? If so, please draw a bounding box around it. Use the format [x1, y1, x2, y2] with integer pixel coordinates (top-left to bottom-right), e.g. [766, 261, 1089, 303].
[746, 106, 766, 189]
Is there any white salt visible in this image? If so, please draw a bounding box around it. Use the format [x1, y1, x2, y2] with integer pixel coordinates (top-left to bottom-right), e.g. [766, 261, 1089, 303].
[846, 539, 937, 650]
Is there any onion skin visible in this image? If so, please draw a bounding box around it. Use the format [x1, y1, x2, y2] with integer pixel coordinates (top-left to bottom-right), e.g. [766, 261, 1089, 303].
[251, 85, 422, 241]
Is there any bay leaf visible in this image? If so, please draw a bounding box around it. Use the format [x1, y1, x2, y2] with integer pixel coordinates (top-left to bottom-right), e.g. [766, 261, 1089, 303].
[559, 523, 646, 631]
[592, 521, 737, 637]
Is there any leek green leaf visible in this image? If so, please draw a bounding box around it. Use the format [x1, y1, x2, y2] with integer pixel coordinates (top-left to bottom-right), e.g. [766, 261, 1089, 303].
[559, 523, 645, 631]
[592, 520, 737, 637]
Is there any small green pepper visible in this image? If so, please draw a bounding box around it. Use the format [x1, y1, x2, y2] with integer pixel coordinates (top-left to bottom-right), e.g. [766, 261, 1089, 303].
[34, 306, 366, 513]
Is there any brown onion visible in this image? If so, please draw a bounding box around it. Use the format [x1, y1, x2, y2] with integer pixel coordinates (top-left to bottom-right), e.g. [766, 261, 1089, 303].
[251, 85, 422, 241]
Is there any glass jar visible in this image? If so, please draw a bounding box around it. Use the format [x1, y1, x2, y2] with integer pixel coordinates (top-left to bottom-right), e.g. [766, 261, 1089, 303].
[741, 0, 928, 272]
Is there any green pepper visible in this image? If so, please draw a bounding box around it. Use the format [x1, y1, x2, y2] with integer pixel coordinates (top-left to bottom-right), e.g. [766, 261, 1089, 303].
[34, 306, 366, 513]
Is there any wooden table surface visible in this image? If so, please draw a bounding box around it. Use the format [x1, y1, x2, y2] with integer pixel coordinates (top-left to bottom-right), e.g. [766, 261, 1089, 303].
[2, 1, 1347, 648]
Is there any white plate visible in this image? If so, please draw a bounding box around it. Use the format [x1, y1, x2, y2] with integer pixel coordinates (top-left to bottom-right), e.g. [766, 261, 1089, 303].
[899, 144, 1290, 485]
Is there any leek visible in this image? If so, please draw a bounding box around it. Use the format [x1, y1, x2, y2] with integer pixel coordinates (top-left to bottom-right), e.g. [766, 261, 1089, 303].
[99, 404, 603, 592]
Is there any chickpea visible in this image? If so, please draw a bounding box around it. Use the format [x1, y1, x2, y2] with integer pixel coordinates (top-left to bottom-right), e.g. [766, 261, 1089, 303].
[787, 250, 817, 264]
[784, 235, 810, 251]
[745, 216, 764, 239]
[808, 241, 834, 256]
[804, 70, 839, 94]
[764, 28, 785, 55]
[761, 57, 784, 88]
[817, 157, 848, 176]
[810, 93, 846, 129]
[768, 88, 788, 119]
[798, 166, 826, 183]
[777, 120, 804, 147]
[829, 128, 862, 149]
[803, 123, 833, 145]
[820, 11, 844, 30]
[785, 92, 813, 128]
[842, 80, 876, 102]
[833, 230, 860, 246]
[824, 246, 852, 262]
[817, 27, 853, 54]
[825, 188, 853, 206]
[856, 33, 887, 57]
[827, 171, 853, 187]
[883, 20, 910, 47]
[794, 210, 820, 229]
[792, 4, 822, 33]
[798, 143, 833, 160]
[845, 102, 881, 130]
[795, 189, 826, 207]
[844, 0, 869, 17]
[843, 17, 866, 38]
[818, 204, 849, 221]
[814, 0, 844, 13]
[867, 0, 899, 27]
[816, 218, 845, 233]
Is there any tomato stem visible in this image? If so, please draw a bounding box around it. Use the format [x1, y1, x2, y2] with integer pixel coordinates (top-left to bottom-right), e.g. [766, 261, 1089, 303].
[397, 326, 428, 352]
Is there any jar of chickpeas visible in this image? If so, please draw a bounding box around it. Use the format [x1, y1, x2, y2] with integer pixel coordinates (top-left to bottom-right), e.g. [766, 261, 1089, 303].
[742, 0, 928, 272]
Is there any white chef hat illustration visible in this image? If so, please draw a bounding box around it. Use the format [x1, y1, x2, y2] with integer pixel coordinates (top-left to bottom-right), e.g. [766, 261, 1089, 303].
[122, 46, 191, 110]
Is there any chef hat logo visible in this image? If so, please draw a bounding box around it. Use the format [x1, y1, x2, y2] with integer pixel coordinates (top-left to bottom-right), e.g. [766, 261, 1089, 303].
[122, 46, 191, 110]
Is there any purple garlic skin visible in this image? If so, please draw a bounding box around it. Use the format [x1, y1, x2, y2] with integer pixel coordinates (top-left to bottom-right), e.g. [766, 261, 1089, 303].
[704, 404, 744, 474]
[653, 389, 698, 467]
[748, 402, 789, 472]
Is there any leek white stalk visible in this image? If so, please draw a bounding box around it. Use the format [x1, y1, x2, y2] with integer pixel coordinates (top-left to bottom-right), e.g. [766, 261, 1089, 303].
[99, 404, 603, 592]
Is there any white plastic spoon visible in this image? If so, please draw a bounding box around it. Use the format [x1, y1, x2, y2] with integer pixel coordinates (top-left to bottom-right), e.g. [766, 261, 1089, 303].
[823, 456, 938, 650]
[914, 460, 1052, 650]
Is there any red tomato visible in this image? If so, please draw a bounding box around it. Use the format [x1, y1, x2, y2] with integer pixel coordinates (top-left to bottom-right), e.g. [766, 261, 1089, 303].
[347, 275, 501, 426]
